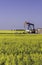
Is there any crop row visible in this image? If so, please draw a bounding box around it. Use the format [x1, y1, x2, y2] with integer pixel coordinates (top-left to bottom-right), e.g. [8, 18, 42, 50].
[0, 34, 42, 65]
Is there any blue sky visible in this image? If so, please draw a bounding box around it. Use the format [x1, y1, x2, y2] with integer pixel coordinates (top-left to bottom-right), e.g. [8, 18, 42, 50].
[0, 0, 42, 29]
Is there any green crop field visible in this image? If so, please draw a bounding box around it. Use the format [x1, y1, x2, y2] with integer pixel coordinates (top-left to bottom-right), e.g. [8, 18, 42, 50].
[0, 33, 42, 65]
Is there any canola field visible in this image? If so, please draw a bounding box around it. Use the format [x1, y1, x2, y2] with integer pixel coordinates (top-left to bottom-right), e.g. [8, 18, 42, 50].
[0, 33, 42, 65]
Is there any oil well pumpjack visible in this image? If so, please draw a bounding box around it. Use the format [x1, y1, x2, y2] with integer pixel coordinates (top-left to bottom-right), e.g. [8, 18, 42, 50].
[24, 21, 35, 33]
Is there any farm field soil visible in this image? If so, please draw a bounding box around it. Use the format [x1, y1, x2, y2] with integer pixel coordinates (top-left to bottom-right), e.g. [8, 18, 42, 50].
[0, 33, 42, 65]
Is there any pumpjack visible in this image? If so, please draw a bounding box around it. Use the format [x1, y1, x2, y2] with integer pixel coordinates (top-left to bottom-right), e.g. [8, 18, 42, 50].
[24, 21, 35, 33]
